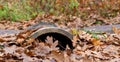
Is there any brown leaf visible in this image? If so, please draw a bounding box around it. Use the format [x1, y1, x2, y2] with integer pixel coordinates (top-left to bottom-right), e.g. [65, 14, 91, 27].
[82, 55, 93, 62]
[16, 38, 24, 43]
[4, 59, 18, 62]
[0, 37, 6, 42]
[49, 51, 64, 62]
[56, 0, 61, 4]
[45, 36, 54, 45]
[50, 40, 59, 50]
[17, 30, 35, 39]
[4, 45, 17, 54]
[0, 4, 3, 9]
[34, 42, 51, 56]
[45, 36, 59, 50]
[17, 33, 26, 39]
[26, 38, 35, 44]
[72, 35, 79, 47]
[24, 49, 35, 57]
[112, 26, 120, 34]
[64, 51, 71, 62]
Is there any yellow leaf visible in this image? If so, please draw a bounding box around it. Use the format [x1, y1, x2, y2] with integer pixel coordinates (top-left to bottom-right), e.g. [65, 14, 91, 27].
[71, 28, 79, 35]
[90, 38, 101, 46]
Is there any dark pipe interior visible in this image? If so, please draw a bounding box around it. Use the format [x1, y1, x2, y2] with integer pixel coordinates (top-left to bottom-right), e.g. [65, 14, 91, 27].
[36, 33, 74, 50]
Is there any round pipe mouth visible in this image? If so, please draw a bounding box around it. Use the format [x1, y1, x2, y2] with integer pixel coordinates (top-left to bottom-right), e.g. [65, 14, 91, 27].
[29, 27, 73, 50]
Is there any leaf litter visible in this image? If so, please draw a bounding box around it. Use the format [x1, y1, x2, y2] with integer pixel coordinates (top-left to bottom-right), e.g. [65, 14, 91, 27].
[0, 15, 120, 62]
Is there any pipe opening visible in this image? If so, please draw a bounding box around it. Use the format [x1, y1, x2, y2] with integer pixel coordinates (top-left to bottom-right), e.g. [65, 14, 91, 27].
[36, 32, 74, 50]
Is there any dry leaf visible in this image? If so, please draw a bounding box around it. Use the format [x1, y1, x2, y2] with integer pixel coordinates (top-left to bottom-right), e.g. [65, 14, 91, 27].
[50, 40, 59, 50]
[45, 36, 54, 45]
[49, 51, 64, 62]
[17, 29, 35, 39]
[4, 45, 17, 54]
[24, 49, 35, 56]
[0, 14, 120, 62]
[45, 36, 59, 50]
[72, 35, 79, 47]
[90, 38, 101, 46]
[112, 26, 120, 34]
[4, 59, 18, 62]
[82, 55, 93, 62]
[34, 43, 51, 56]
[0, 37, 6, 42]
[64, 51, 71, 62]
[26, 38, 35, 44]
[16, 38, 24, 43]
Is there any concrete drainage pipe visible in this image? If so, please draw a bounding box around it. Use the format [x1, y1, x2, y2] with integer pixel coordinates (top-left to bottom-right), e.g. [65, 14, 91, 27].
[28, 22, 74, 50]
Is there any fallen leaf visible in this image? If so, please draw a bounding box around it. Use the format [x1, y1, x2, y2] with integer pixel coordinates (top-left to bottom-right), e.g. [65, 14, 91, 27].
[26, 38, 35, 44]
[24, 49, 35, 57]
[0, 37, 6, 42]
[90, 38, 101, 46]
[82, 55, 93, 62]
[72, 35, 79, 47]
[112, 26, 120, 34]
[49, 51, 64, 62]
[45, 36, 59, 50]
[16, 38, 24, 43]
[4, 45, 17, 54]
[34, 43, 51, 56]
[64, 51, 71, 62]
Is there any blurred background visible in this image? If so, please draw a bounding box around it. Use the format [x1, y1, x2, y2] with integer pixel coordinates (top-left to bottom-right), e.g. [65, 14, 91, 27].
[0, 0, 120, 21]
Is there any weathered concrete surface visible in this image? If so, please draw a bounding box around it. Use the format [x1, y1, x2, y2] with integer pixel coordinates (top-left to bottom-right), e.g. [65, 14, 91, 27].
[83, 24, 120, 33]
[29, 27, 73, 40]
[0, 30, 20, 35]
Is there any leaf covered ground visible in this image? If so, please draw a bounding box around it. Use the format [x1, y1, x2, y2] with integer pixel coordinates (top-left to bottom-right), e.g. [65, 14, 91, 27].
[0, 15, 120, 62]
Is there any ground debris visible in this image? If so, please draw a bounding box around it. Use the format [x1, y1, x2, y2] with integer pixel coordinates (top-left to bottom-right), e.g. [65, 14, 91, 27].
[0, 29, 119, 62]
[0, 16, 120, 62]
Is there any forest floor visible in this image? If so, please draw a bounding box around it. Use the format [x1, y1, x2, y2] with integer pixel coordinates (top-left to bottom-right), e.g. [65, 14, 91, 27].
[0, 15, 120, 62]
